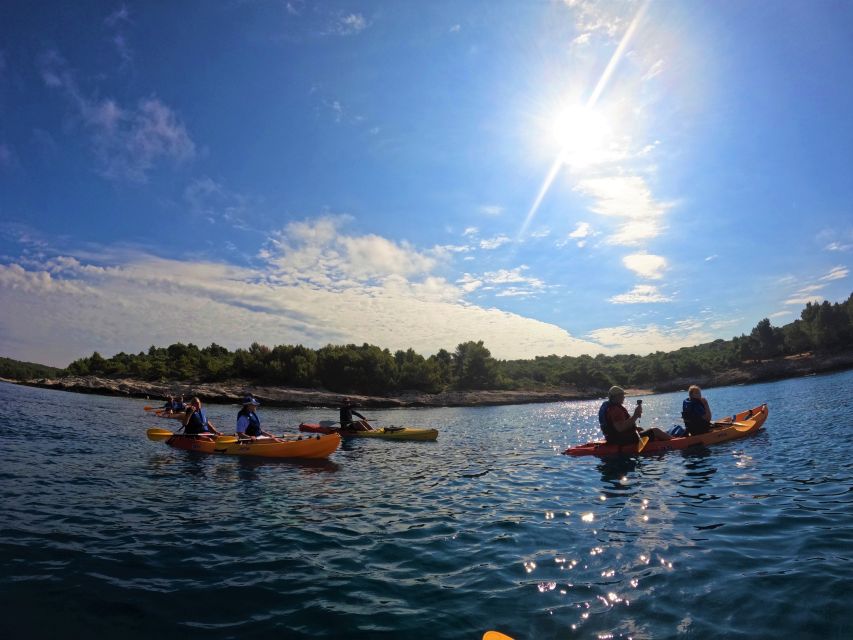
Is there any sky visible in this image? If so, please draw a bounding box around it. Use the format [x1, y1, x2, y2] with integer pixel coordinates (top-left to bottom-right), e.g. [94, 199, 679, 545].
[1, 0, 852, 367]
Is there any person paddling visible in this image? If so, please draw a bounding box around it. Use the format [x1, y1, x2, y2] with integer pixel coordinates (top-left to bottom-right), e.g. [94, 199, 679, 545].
[339, 397, 370, 432]
[183, 397, 220, 436]
[682, 385, 714, 435]
[236, 396, 270, 440]
[161, 395, 177, 412]
[599, 386, 672, 445]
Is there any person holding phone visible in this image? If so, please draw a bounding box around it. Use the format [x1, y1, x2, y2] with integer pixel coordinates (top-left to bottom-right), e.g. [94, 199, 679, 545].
[598, 386, 672, 444]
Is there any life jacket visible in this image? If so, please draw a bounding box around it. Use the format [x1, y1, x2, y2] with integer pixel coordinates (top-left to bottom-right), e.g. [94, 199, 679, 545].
[682, 398, 709, 433]
[599, 400, 637, 443]
[185, 408, 209, 434]
[237, 408, 261, 436]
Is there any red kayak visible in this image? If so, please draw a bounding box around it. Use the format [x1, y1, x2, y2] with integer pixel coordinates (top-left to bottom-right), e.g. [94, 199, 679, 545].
[564, 404, 768, 457]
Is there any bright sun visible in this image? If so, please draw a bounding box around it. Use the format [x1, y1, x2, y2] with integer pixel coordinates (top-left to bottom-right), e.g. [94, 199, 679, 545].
[551, 105, 612, 168]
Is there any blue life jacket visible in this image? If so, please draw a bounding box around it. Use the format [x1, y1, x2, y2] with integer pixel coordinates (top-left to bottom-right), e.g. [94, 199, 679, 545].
[237, 408, 261, 436]
[185, 408, 209, 434]
[598, 401, 611, 432]
[682, 398, 705, 418]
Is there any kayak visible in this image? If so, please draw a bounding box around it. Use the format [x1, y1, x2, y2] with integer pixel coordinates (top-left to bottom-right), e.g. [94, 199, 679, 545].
[299, 422, 439, 441]
[564, 403, 768, 457]
[164, 432, 341, 458]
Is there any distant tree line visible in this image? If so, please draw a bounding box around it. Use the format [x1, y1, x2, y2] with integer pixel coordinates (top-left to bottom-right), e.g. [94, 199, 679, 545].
[43, 291, 853, 394]
[0, 356, 61, 381]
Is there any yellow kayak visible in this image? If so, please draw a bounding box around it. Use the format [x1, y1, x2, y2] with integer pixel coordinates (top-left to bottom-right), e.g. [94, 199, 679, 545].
[299, 422, 438, 441]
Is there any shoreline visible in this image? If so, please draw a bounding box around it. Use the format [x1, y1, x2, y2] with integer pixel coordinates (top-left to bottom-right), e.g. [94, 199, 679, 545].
[8, 349, 853, 408]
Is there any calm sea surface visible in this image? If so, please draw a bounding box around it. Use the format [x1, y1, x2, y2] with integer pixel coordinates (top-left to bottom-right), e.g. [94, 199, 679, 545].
[1, 371, 851, 639]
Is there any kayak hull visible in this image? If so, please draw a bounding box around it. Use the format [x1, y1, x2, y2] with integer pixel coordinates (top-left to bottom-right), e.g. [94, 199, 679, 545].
[299, 423, 438, 441]
[165, 433, 341, 458]
[564, 403, 768, 457]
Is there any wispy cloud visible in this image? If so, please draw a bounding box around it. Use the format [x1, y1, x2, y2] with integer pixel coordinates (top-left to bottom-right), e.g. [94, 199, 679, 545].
[825, 242, 852, 252]
[642, 59, 663, 81]
[705, 254, 718, 262]
[38, 50, 195, 182]
[462, 226, 479, 237]
[480, 235, 511, 250]
[609, 284, 671, 304]
[623, 252, 666, 279]
[0, 143, 17, 170]
[820, 265, 849, 281]
[587, 321, 712, 355]
[449, 24, 461, 33]
[574, 176, 671, 245]
[479, 204, 504, 216]
[105, 5, 133, 66]
[184, 177, 253, 230]
[561, 221, 592, 248]
[327, 13, 369, 36]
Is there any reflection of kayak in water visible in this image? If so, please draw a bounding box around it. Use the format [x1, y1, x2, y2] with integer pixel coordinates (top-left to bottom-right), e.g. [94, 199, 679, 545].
[563, 404, 768, 457]
[146, 429, 341, 458]
[299, 421, 439, 441]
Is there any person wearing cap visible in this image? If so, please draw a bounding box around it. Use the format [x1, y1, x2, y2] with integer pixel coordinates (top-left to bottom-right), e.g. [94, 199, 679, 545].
[236, 396, 267, 439]
[183, 397, 220, 436]
[339, 397, 369, 432]
[161, 395, 177, 412]
[598, 386, 672, 445]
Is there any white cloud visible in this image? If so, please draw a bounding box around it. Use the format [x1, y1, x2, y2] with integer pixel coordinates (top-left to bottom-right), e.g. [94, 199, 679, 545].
[820, 265, 848, 281]
[184, 177, 252, 230]
[530, 227, 552, 239]
[574, 176, 671, 245]
[480, 235, 510, 250]
[769, 311, 793, 319]
[623, 252, 666, 279]
[825, 242, 852, 252]
[609, 284, 672, 304]
[479, 204, 504, 216]
[705, 254, 718, 262]
[642, 59, 663, 81]
[39, 51, 194, 182]
[587, 321, 713, 356]
[330, 13, 368, 35]
[0, 220, 611, 364]
[463, 226, 479, 237]
[449, 24, 461, 33]
[569, 221, 592, 239]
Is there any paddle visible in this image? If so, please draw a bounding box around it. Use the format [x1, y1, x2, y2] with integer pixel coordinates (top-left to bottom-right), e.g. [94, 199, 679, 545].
[635, 399, 648, 453]
[146, 427, 176, 441]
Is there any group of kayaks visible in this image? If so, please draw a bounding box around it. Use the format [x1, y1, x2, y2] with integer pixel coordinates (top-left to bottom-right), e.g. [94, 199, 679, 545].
[144, 408, 439, 460]
[145, 402, 768, 461]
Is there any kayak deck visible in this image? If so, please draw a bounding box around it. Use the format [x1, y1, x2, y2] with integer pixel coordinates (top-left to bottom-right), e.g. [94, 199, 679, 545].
[165, 433, 341, 458]
[299, 422, 438, 441]
[564, 403, 768, 457]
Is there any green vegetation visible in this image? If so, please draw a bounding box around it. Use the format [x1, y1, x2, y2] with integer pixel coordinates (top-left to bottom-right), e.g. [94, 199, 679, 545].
[0, 356, 61, 380]
[43, 292, 853, 393]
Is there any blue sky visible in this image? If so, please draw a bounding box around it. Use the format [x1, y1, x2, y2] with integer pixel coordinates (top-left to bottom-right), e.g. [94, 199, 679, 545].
[1, 0, 851, 366]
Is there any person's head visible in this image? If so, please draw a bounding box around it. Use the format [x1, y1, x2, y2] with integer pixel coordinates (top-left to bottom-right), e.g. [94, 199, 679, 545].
[190, 397, 202, 409]
[167, 395, 174, 401]
[608, 386, 626, 404]
[688, 385, 702, 399]
[341, 397, 352, 406]
[242, 396, 260, 412]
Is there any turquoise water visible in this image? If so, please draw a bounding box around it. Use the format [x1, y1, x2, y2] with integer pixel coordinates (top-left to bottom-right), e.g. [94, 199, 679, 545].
[1, 371, 851, 639]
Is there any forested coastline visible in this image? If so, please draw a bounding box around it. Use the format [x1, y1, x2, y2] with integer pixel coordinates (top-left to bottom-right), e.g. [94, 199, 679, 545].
[13, 294, 843, 395]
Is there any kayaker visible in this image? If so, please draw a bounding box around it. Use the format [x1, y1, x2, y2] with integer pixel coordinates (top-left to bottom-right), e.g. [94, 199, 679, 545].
[236, 396, 268, 439]
[682, 385, 713, 435]
[161, 395, 177, 412]
[339, 397, 370, 432]
[599, 386, 672, 444]
[183, 397, 220, 436]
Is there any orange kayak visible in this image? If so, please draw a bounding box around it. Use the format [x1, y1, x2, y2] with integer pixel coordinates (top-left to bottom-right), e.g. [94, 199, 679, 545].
[564, 404, 768, 457]
[165, 432, 341, 459]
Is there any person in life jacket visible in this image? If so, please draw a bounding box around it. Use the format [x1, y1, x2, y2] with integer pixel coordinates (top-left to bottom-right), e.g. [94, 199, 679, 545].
[339, 397, 370, 431]
[161, 395, 177, 411]
[236, 396, 267, 439]
[183, 397, 220, 436]
[599, 386, 672, 445]
[682, 385, 713, 435]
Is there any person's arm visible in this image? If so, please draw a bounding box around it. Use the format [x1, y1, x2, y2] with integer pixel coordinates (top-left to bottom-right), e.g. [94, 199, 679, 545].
[352, 410, 366, 420]
[701, 398, 712, 421]
[207, 419, 220, 436]
[236, 415, 249, 437]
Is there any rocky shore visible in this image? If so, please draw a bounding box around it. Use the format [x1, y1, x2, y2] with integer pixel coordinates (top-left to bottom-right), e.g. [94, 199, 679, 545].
[12, 348, 853, 408]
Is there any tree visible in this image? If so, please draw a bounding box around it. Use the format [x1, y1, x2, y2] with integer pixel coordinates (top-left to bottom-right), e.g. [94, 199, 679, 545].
[452, 341, 498, 389]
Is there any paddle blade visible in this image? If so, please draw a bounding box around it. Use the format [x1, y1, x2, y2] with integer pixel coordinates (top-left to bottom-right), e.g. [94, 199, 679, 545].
[483, 632, 515, 640]
[143, 406, 156, 412]
[214, 435, 238, 445]
[146, 428, 174, 441]
[637, 435, 650, 453]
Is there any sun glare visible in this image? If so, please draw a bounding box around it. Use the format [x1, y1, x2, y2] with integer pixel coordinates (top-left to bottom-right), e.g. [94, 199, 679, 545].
[551, 105, 612, 168]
